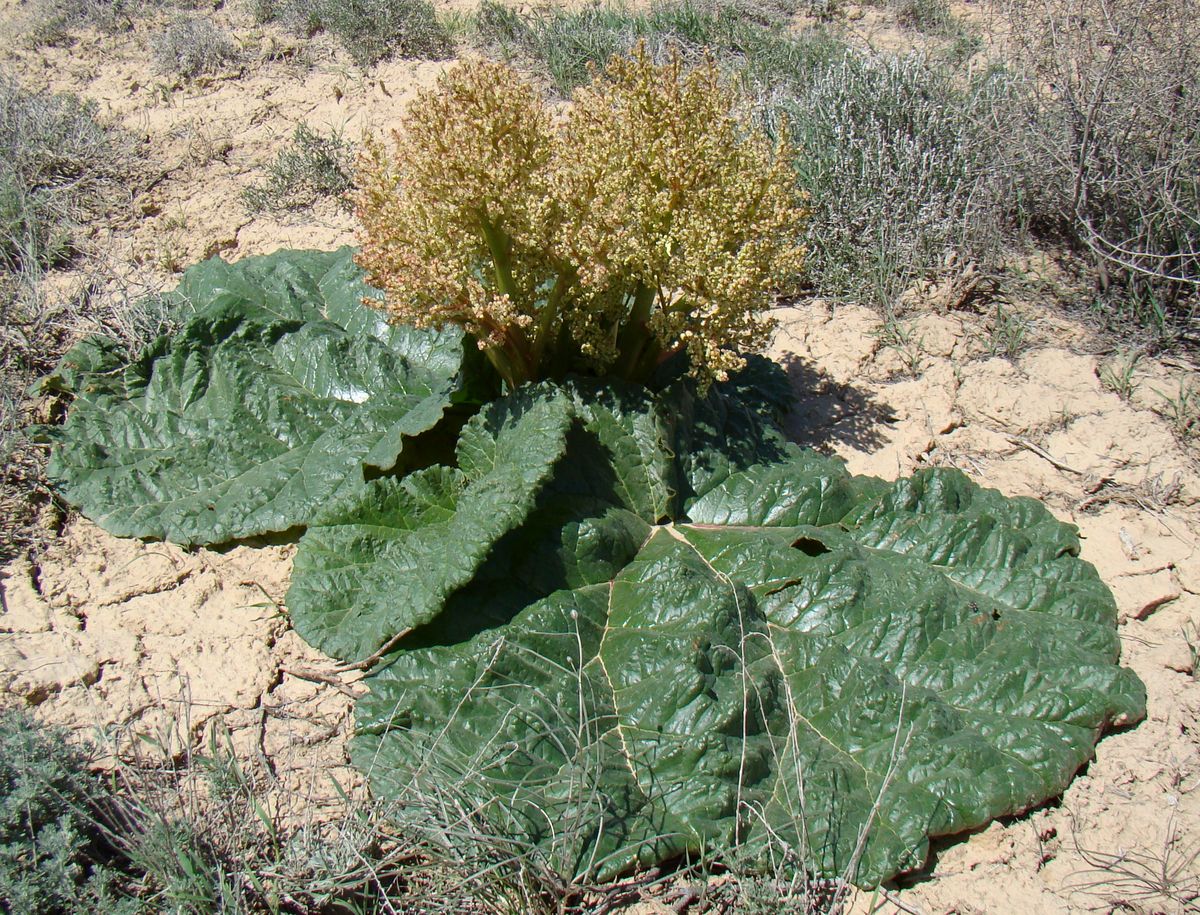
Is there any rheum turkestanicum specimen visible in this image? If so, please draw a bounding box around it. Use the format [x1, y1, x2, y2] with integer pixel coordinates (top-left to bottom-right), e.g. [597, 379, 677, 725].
[353, 46, 807, 391]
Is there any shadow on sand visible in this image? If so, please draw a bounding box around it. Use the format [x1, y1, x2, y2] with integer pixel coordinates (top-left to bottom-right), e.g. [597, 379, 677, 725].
[774, 352, 898, 454]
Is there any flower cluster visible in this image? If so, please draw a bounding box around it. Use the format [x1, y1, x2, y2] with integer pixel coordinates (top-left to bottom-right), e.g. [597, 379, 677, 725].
[354, 46, 806, 390]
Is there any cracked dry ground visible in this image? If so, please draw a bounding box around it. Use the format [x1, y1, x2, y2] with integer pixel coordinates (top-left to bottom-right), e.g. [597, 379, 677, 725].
[3, 293, 1198, 914]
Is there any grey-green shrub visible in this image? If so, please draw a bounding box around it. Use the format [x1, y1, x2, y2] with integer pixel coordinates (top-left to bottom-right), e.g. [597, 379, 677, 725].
[1005, 0, 1200, 336]
[21, 0, 217, 46]
[0, 165, 71, 271]
[0, 709, 133, 915]
[470, 0, 534, 53]
[0, 75, 132, 558]
[470, 0, 803, 94]
[321, 0, 451, 65]
[260, 0, 451, 66]
[759, 52, 1025, 308]
[150, 15, 239, 78]
[0, 76, 130, 271]
[250, 0, 321, 36]
[242, 122, 354, 214]
[0, 709, 419, 913]
[890, 0, 954, 33]
[515, 5, 632, 91]
[22, 0, 142, 45]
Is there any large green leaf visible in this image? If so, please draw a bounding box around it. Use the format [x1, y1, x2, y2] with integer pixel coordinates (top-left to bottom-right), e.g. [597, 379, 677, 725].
[42, 243, 1145, 889]
[43, 248, 471, 546]
[286, 387, 575, 663]
[343, 385, 1144, 887]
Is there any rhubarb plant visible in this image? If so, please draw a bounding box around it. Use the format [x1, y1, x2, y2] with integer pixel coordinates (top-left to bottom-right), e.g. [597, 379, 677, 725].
[299, 375, 1144, 885]
[41, 246, 1145, 886]
[38, 50, 1145, 890]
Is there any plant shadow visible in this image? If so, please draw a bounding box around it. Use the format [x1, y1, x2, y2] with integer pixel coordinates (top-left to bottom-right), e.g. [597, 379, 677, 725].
[892, 792, 1069, 891]
[774, 353, 898, 454]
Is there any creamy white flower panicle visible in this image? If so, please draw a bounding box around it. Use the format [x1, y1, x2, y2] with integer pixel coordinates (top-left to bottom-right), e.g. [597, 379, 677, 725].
[556, 49, 806, 384]
[354, 47, 807, 390]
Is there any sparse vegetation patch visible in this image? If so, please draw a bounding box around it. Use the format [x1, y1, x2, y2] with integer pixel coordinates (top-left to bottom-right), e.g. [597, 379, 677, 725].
[242, 122, 355, 214]
[1005, 0, 1200, 336]
[0, 709, 123, 914]
[0, 75, 135, 560]
[22, 0, 142, 46]
[758, 52, 1025, 309]
[0, 709, 425, 913]
[0, 76, 130, 271]
[150, 15, 239, 78]
[257, 0, 452, 65]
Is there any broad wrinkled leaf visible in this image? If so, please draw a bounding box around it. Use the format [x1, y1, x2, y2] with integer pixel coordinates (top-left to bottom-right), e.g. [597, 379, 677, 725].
[666, 354, 796, 504]
[286, 388, 575, 663]
[43, 248, 469, 546]
[350, 390, 1145, 887]
[40, 248, 1145, 888]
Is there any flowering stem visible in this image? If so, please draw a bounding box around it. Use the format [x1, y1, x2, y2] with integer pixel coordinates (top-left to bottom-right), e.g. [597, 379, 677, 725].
[473, 312, 529, 389]
[476, 212, 541, 382]
[477, 210, 517, 302]
[532, 267, 576, 370]
[614, 282, 656, 378]
[547, 321, 578, 380]
[483, 348, 513, 389]
[632, 337, 667, 382]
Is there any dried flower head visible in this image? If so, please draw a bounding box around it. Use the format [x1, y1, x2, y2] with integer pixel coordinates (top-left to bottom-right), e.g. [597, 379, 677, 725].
[354, 47, 806, 390]
[558, 46, 807, 383]
[354, 58, 559, 385]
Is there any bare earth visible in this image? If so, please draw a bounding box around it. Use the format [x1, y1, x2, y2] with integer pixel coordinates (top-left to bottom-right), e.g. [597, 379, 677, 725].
[0, 4, 1197, 912]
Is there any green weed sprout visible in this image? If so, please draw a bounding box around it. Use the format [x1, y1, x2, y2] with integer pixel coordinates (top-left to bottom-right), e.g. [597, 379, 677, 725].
[354, 47, 806, 390]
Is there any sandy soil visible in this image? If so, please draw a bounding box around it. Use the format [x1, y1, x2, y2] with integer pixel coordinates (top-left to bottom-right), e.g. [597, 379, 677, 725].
[1, 4, 1197, 912]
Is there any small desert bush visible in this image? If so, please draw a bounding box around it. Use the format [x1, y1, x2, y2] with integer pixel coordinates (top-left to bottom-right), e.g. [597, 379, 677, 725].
[21, 0, 213, 46]
[527, 1, 741, 91]
[1004, 0, 1200, 337]
[95, 729, 405, 914]
[757, 51, 1026, 308]
[257, 0, 451, 66]
[320, 0, 452, 65]
[0, 262, 49, 560]
[22, 0, 143, 45]
[0, 710, 420, 914]
[0, 76, 131, 271]
[150, 15, 240, 78]
[248, 0, 320, 36]
[498, 4, 635, 92]
[0, 708, 132, 914]
[243, 123, 355, 214]
[0, 76, 133, 558]
[889, 0, 955, 33]
[726, 22, 851, 89]
[0, 165, 70, 274]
